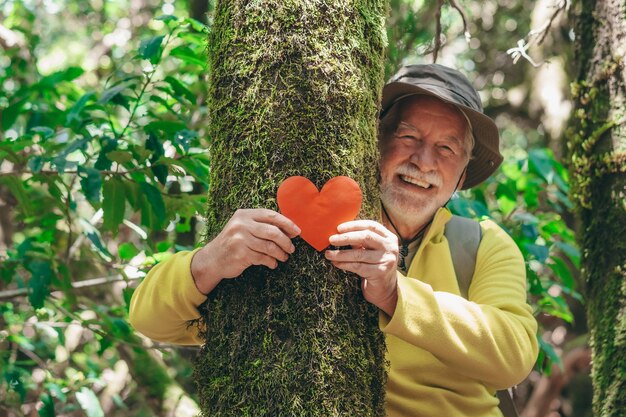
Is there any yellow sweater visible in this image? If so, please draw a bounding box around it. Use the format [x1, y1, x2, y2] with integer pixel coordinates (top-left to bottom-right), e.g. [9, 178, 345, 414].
[129, 208, 538, 416]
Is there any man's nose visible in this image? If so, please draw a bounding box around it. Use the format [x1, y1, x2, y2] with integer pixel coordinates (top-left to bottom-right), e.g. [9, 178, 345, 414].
[410, 146, 437, 172]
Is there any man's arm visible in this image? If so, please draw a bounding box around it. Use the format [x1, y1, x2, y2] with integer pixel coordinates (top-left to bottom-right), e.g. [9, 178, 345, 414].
[129, 209, 300, 345]
[381, 220, 538, 389]
[129, 249, 207, 345]
[324, 220, 399, 315]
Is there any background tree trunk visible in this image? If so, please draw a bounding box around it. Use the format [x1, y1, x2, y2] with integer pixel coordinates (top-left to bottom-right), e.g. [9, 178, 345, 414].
[194, 1, 388, 416]
[569, 0, 626, 416]
[188, 0, 211, 24]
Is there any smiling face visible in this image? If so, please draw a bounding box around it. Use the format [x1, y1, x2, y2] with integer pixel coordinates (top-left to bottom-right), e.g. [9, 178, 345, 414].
[378, 95, 471, 235]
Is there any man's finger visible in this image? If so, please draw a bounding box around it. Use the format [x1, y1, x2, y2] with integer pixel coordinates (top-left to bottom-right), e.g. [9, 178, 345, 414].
[329, 261, 374, 278]
[325, 248, 382, 264]
[328, 230, 383, 249]
[248, 249, 280, 269]
[247, 237, 291, 262]
[336, 220, 393, 237]
[250, 223, 296, 254]
[252, 209, 301, 238]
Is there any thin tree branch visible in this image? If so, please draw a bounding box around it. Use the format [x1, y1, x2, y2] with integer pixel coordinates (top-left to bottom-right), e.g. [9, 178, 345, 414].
[448, 0, 470, 42]
[432, 0, 471, 63]
[0, 274, 142, 300]
[433, 0, 445, 63]
[507, 0, 569, 66]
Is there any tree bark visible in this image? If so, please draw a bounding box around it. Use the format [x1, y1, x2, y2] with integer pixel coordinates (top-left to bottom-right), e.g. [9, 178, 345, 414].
[569, 0, 626, 416]
[194, 1, 388, 416]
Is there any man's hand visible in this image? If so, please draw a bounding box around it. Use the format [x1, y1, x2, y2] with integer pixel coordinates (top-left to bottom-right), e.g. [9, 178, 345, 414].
[190, 209, 301, 295]
[324, 220, 399, 316]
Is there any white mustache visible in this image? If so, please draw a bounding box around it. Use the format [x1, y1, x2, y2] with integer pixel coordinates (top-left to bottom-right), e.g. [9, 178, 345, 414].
[395, 166, 442, 187]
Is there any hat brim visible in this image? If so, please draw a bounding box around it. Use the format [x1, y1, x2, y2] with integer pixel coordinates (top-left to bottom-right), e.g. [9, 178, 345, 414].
[381, 83, 503, 189]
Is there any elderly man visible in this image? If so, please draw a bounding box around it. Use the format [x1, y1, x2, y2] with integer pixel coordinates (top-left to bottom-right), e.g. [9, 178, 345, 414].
[130, 64, 538, 416]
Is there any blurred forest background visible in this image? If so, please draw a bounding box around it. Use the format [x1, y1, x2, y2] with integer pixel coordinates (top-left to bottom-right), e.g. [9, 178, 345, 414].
[0, 0, 597, 416]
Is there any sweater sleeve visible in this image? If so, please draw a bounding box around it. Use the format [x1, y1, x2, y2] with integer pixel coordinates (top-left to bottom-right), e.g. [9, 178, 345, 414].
[129, 249, 207, 345]
[380, 220, 538, 389]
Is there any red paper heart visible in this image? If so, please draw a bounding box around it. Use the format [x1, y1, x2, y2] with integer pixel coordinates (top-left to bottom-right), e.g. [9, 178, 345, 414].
[277, 176, 362, 251]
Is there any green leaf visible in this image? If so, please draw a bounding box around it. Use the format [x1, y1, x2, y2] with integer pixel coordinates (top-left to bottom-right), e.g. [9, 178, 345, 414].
[146, 132, 168, 185]
[4, 366, 28, 402]
[169, 45, 206, 67]
[27, 260, 54, 309]
[94, 137, 118, 170]
[547, 257, 576, 290]
[156, 14, 178, 23]
[495, 182, 517, 216]
[148, 93, 176, 113]
[30, 126, 55, 139]
[1, 175, 34, 217]
[78, 166, 102, 203]
[447, 196, 488, 219]
[38, 393, 56, 417]
[110, 317, 132, 338]
[76, 387, 105, 417]
[184, 17, 208, 33]
[37, 67, 84, 89]
[27, 156, 45, 173]
[98, 335, 114, 356]
[145, 120, 187, 134]
[173, 129, 198, 152]
[538, 336, 562, 374]
[529, 149, 554, 184]
[118, 242, 140, 260]
[178, 31, 207, 46]
[123, 180, 139, 209]
[139, 182, 166, 229]
[102, 177, 126, 234]
[500, 161, 522, 181]
[54, 137, 90, 163]
[67, 92, 96, 126]
[157, 241, 172, 252]
[99, 81, 135, 105]
[105, 150, 133, 164]
[177, 157, 210, 183]
[45, 382, 67, 402]
[525, 244, 549, 262]
[123, 287, 135, 310]
[523, 179, 540, 209]
[79, 218, 113, 261]
[2, 99, 25, 130]
[164, 76, 195, 103]
[554, 241, 581, 268]
[139, 35, 165, 62]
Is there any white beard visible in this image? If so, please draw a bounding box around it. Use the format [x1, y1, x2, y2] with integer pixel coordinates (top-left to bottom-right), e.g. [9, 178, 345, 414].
[379, 181, 440, 232]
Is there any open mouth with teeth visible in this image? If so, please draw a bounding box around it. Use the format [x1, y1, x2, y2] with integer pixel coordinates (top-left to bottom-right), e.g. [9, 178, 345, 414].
[399, 175, 433, 189]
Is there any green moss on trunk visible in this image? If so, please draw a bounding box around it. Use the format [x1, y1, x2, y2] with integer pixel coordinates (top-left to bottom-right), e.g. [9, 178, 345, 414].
[194, 1, 388, 416]
[569, 0, 626, 415]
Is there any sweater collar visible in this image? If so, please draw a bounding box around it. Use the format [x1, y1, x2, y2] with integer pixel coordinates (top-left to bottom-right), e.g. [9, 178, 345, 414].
[407, 207, 452, 273]
[422, 206, 452, 243]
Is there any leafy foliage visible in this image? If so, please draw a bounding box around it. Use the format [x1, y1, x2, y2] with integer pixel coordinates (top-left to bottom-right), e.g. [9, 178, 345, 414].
[1, 3, 209, 415]
[450, 146, 581, 373]
[0, 0, 584, 416]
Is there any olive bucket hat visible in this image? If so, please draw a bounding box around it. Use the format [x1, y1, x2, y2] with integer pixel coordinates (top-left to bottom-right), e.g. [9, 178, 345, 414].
[381, 64, 503, 189]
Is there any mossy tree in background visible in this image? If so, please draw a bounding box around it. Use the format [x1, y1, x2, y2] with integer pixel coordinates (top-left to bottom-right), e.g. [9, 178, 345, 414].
[193, 1, 388, 416]
[569, 0, 626, 415]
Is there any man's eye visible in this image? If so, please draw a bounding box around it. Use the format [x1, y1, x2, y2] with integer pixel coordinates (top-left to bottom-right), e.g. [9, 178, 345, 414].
[440, 145, 455, 153]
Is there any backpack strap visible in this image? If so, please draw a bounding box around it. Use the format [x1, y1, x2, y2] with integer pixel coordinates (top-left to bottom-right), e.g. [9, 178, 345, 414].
[444, 215, 481, 299]
[444, 215, 520, 417]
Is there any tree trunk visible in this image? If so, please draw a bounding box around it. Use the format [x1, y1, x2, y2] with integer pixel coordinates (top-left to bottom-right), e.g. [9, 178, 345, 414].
[194, 1, 388, 416]
[569, 1, 626, 416]
[188, 0, 211, 24]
